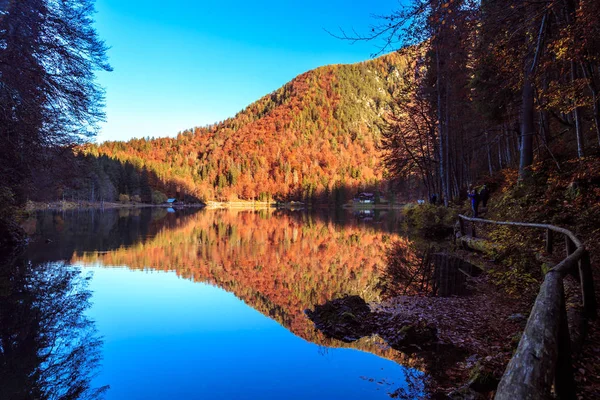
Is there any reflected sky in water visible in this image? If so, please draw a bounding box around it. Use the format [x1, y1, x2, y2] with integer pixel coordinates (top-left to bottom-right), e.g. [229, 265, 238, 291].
[18, 208, 423, 399]
[85, 267, 412, 399]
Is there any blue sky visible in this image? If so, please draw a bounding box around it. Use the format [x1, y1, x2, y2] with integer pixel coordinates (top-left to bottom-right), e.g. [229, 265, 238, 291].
[93, 0, 400, 143]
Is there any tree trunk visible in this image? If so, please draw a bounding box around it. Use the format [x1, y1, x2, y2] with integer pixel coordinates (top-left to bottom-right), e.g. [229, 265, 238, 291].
[571, 60, 585, 158]
[444, 80, 451, 203]
[436, 47, 449, 207]
[519, 70, 535, 180]
[519, 12, 547, 180]
[504, 124, 512, 166]
[592, 92, 600, 148]
[593, 94, 600, 148]
[540, 76, 551, 146]
[498, 137, 503, 168]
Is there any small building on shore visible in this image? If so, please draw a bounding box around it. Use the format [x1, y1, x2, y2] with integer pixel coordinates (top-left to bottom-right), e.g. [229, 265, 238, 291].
[353, 192, 375, 204]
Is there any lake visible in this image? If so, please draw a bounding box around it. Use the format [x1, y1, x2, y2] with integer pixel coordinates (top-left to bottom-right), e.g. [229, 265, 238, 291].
[2, 207, 438, 399]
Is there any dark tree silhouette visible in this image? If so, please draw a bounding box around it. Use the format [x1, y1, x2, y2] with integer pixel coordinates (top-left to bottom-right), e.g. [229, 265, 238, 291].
[0, 0, 111, 203]
[0, 255, 109, 399]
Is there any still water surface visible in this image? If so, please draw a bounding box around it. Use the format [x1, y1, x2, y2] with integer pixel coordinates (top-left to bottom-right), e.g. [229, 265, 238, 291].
[10, 208, 432, 399]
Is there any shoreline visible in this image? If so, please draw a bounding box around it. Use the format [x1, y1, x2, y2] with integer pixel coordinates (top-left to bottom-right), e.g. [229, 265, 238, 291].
[204, 200, 277, 209]
[25, 199, 409, 212]
[206, 200, 408, 210]
[25, 200, 205, 212]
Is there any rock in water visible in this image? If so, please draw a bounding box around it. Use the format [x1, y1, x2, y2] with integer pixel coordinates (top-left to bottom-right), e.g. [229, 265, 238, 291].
[305, 295, 373, 342]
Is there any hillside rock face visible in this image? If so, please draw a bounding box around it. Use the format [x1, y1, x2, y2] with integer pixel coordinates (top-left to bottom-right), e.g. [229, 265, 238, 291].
[84, 52, 412, 203]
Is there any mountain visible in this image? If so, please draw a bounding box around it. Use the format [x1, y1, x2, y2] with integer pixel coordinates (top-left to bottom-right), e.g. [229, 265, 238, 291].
[73, 52, 412, 204]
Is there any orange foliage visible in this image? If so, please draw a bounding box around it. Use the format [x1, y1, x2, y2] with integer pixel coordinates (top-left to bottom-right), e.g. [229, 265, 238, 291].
[83, 52, 413, 202]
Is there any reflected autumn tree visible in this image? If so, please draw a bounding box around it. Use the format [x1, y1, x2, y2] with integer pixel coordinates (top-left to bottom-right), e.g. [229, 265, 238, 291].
[0, 254, 108, 400]
[63, 208, 474, 393]
[381, 241, 480, 298]
[379, 239, 433, 297]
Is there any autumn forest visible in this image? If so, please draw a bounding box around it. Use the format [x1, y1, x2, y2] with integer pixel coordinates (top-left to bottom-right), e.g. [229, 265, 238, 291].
[4, 1, 597, 209]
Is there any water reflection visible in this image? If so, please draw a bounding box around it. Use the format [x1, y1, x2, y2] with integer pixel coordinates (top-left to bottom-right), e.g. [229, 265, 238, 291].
[0, 253, 108, 399]
[21, 208, 440, 398]
[25, 209, 456, 354]
[381, 243, 481, 298]
[22, 208, 177, 263]
[350, 208, 402, 223]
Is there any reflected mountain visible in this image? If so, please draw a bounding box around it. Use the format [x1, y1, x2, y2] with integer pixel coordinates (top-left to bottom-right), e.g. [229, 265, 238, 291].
[72, 209, 391, 338]
[57, 209, 454, 376]
[20, 208, 482, 396]
[0, 253, 108, 400]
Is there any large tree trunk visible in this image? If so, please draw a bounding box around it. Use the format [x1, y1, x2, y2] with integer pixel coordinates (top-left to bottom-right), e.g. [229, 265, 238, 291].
[519, 70, 535, 180]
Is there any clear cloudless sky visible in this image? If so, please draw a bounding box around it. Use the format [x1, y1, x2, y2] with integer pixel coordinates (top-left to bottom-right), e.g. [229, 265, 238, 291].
[93, 0, 401, 143]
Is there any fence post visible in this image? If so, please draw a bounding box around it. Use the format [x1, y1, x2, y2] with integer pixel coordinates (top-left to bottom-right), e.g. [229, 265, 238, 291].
[546, 229, 553, 254]
[472, 222, 477, 238]
[579, 250, 598, 319]
[459, 217, 465, 236]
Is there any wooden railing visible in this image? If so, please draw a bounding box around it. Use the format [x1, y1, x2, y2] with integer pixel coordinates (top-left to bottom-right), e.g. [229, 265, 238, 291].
[457, 215, 597, 400]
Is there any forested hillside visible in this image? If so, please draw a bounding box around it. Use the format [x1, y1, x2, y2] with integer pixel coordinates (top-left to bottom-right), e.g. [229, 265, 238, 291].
[51, 52, 413, 204]
[6, 0, 600, 214]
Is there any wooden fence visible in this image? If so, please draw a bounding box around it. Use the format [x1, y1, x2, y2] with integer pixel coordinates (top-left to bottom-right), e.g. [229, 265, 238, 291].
[457, 214, 597, 400]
